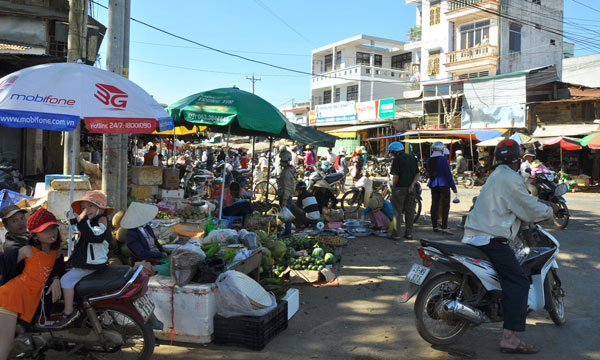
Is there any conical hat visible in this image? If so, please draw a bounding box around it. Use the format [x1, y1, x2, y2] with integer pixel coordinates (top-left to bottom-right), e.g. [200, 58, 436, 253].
[119, 202, 158, 229]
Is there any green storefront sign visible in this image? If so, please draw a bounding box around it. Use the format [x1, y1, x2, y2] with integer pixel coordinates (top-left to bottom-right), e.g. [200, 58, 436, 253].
[378, 98, 395, 118]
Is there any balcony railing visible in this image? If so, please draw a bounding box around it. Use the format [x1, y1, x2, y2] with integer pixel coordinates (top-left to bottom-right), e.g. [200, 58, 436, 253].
[447, 0, 491, 11]
[445, 44, 498, 65]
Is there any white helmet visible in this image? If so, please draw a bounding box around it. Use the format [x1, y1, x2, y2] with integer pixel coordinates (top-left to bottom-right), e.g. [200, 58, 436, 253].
[431, 141, 445, 152]
[360, 145, 367, 153]
[456, 150, 463, 155]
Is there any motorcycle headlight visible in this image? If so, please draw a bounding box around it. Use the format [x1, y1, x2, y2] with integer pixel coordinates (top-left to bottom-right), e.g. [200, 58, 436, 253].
[555, 183, 568, 197]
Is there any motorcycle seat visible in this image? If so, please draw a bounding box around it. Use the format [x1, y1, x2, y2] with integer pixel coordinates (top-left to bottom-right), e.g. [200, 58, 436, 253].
[372, 179, 387, 188]
[325, 172, 344, 183]
[75, 265, 134, 299]
[421, 240, 491, 262]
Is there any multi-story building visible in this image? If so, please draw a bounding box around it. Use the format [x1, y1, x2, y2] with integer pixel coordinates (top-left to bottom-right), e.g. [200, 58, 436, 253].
[310, 35, 417, 109]
[405, 0, 564, 82]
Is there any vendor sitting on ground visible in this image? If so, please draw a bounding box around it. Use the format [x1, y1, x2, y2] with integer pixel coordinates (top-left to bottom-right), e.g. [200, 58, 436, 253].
[361, 193, 393, 230]
[122, 202, 167, 265]
[312, 179, 337, 213]
[291, 181, 320, 229]
[222, 181, 253, 218]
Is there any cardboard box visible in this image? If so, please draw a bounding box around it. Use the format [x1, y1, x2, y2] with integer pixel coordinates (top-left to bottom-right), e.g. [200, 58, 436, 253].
[129, 185, 154, 200]
[161, 188, 184, 199]
[44, 174, 89, 190]
[162, 168, 180, 189]
[47, 190, 88, 219]
[130, 166, 163, 186]
[50, 178, 92, 191]
[281, 288, 299, 320]
[287, 267, 336, 284]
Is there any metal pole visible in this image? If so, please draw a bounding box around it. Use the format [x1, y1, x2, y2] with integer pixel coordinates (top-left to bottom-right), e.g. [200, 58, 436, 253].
[173, 132, 176, 166]
[266, 137, 274, 205]
[103, 0, 126, 212]
[251, 136, 256, 186]
[469, 134, 475, 171]
[218, 124, 231, 220]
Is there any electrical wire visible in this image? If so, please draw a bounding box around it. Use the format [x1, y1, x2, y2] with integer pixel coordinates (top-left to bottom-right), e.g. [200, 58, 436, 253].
[252, 0, 315, 47]
[570, 0, 600, 15]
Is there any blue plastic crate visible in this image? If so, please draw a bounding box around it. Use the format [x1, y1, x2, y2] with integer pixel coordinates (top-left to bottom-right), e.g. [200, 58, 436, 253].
[0, 189, 31, 210]
[44, 174, 89, 190]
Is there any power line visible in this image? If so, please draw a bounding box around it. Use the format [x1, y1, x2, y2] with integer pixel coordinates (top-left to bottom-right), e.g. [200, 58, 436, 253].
[570, 0, 600, 15]
[252, 0, 315, 47]
[130, 40, 310, 57]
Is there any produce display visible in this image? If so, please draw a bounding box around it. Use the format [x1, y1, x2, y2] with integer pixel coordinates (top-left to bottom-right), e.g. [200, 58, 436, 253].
[174, 206, 206, 220]
[155, 211, 174, 220]
[250, 201, 273, 214]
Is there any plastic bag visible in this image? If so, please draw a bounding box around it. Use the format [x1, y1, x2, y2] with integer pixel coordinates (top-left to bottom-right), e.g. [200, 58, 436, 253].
[452, 193, 460, 204]
[278, 207, 295, 221]
[203, 228, 238, 244]
[215, 270, 278, 318]
[238, 229, 259, 249]
[170, 238, 207, 286]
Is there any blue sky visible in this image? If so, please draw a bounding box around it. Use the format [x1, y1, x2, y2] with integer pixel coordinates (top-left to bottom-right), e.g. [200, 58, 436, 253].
[91, 0, 599, 107]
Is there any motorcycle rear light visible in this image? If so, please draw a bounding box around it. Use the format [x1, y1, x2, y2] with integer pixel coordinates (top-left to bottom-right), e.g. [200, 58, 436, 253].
[417, 247, 434, 266]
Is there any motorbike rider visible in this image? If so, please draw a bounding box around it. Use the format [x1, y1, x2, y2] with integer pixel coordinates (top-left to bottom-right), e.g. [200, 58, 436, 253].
[520, 148, 538, 196]
[455, 150, 468, 175]
[304, 145, 317, 171]
[462, 139, 558, 354]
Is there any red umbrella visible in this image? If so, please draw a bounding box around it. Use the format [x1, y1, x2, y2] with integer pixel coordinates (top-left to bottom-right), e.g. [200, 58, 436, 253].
[580, 132, 600, 149]
[542, 136, 582, 163]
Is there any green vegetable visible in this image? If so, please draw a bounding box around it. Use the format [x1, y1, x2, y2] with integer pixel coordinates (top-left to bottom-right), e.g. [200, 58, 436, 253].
[324, 253, 336, 265]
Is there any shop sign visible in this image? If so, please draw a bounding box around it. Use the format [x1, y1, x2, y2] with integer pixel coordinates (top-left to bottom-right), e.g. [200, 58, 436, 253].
[287, 115, 307, 125]
[309, 110, 316, 125]
[315, 101, 356, 125]
[356, 101, 377, 122]
[378, 98, 395, 118]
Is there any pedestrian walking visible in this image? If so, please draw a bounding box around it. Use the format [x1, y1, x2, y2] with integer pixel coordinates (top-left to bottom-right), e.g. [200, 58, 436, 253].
[389, 142, 419, 240]
[427, 141, 457, 234]
[335, 147, 349, 191]
[276, 149, 296, 237]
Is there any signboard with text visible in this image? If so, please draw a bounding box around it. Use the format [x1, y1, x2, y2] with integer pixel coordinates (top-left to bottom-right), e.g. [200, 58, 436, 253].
[315, 101, 356, 125]
[287, 115, 307, 125]
[356, 100, 377, 121]
[378, 98, 395, 118]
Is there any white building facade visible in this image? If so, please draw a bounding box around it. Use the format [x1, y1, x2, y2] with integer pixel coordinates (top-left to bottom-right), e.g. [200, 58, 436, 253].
[310, 35, 416, 110]
[405, 0, 564, 82]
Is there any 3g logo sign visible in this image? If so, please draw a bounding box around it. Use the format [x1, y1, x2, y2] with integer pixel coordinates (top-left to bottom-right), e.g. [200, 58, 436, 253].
[94, 83, 128, 109]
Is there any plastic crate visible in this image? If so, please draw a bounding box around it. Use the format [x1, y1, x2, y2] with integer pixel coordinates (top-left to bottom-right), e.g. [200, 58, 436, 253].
[213, 300, 288, 350]
[0, 189, 31, 210]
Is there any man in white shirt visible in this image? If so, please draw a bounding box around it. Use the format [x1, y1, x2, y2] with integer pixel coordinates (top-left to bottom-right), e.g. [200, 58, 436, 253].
[326, 148, 336, 163]
[462, 139, 557, 354]
[290, 146, 299, 168]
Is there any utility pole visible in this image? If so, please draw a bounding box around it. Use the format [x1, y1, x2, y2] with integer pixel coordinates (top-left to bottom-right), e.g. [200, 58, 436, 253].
[120, 0, 131, 211]
[103, 0, 126, 211]
[246, 73, 261, 94]
[64, 0, 88, 175]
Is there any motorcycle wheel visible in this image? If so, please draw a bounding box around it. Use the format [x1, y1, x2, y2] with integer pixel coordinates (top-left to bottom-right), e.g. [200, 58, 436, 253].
[341, 189, 361, 213]
[254, 180, 276, 205]
[414, 274, 471, 346]
[544, 269, 566, 326]
[79, 308, 155, 360]
[462, 177, 474, 189]
[552, 202, 569, 229]
[414, 198, 422, 224]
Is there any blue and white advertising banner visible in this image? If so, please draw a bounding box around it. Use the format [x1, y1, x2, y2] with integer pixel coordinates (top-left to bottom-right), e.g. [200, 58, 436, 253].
[462, 104, 526, 129]
[315, 101, 356, 125]
[287, 115, 307, 125]
[0, 109, 78, 131]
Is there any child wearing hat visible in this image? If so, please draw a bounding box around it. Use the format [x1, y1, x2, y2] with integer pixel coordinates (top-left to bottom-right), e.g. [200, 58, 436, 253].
[55, 191, 114, 328]
[0, 208, 61, 359]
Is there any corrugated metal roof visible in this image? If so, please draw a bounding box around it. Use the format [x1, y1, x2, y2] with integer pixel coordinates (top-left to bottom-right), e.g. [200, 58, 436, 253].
[0, 43, 31, 51]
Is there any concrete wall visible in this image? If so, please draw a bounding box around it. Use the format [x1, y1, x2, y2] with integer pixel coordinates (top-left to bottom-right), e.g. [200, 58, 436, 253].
[498, 0, 563, 77]
[563, 54, 600, 87]
[418, 1, 453, 82]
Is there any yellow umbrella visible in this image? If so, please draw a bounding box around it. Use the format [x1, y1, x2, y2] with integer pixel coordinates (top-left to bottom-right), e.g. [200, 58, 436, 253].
[154, 125, 206, 136]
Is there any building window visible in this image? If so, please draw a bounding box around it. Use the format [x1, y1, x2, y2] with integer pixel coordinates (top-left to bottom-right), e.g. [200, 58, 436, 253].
[366, 68, 371, 74]
[335, 88, 340, 102]
[430, 1, 441, 26]
[391, 53, 412, 70]
[532, 0, 541, 4]
[323, 90, 332, 104]
[335, 51, 342, 69]
[324, 54, 333, 72]
[347, 85, 358, 101]
[427, 51, 440, 77]
[509, 23, 522, 52]
[550, 39, 556, 45]
[356, 52, 370, 65]
[460, 20, 490, 49]
[374, 54, 382, 66]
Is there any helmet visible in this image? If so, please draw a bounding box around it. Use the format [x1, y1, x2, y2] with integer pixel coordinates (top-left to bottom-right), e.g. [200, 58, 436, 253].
[456, 150, 463, 155]
[495, 139, 521, 165]
[305, 145, 311, 150]
[339, 147, 346, 155]
[523, 148, 536, 158]
[355, 147, 363, 154]
[360, 146, 367, 153]
[280, 150, 292, 162]
[295, 181, 307, 191]
[388, 142, 404, 152]
[443, 148, 450, 156]
[431, 141, 445, 152]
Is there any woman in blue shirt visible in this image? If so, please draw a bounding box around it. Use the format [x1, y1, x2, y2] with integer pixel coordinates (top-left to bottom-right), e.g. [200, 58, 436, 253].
[426, 142, 457, 234]
[361, 193, 392, 229]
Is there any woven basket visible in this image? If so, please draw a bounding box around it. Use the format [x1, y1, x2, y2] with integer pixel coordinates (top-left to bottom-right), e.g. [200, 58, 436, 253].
[318, 236, 348, 247]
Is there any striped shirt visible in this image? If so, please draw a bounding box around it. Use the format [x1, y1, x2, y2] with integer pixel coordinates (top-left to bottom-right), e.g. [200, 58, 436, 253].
[297, 191, 321, 220]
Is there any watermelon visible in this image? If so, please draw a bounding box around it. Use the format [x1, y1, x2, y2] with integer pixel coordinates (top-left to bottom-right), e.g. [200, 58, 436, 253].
[324, 253, 336, 265]
[312, 247, 325, 257]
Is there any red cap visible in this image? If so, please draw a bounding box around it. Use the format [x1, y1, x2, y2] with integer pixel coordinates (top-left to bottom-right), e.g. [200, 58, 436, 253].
[27, 208, 59, 233]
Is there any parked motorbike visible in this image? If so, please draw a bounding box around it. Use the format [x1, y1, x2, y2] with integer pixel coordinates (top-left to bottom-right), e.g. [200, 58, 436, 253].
[401, 221, 566, 346]
[11, 265, 156, 360]
[529, 169, 570, 229]
[303, 169, 345, 197]
[375, 157, 391, 177]
[341, 177, 422, 223]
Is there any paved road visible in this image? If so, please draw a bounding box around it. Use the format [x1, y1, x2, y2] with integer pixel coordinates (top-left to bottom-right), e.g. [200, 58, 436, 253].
[52, 186, 600, 360]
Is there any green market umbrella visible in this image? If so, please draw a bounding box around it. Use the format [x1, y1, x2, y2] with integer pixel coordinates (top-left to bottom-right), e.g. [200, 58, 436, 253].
[580, 132, 600, 149]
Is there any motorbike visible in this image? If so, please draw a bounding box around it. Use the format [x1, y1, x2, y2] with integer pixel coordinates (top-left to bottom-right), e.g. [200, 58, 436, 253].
[303, 169, 345, 197]
[11, 265, 156, 360]
[530, 170, 570, 229]
[401, 220, 566, 346]
[375, 157, 391, 177]
[453, 170, 476, 189]
[341, 177, 422, 224]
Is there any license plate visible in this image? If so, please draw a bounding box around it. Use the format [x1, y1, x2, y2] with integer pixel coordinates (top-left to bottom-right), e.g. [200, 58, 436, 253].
[133, 294, 155, 321]
[407, 264, 431, 285]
